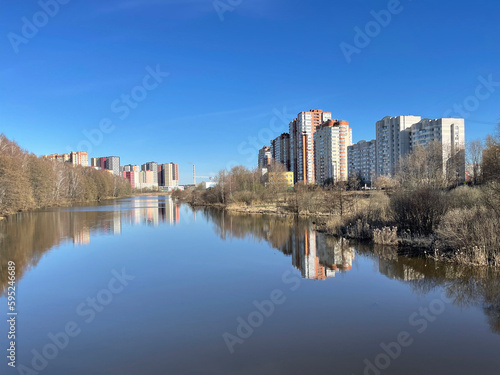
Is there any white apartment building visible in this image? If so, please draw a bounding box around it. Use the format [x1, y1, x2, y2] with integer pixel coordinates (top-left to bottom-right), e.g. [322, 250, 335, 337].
[376, 115, 421, 177]
[314, 120, 352, 184]
[347, 139, 377, 184]
[410, 118, 465, 179]
[161, 163, 179, 188]
[290, 109, 332, 184]
[374, 115, 465, 179]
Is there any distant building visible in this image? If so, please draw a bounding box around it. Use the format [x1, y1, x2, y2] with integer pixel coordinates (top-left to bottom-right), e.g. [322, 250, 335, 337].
[271, 133, 291, 171]
[105, 156, 120, 176]
[142, 162, 159, 184]
[44, 153, 70, 163]
[122, 164, 139, 172]
[123, 171, 139, 188]
[410, 118, 465, 180]
[314, 119, 352, 184]
[376, 115, 421, 177]
[266, 172, 294, 187]
[159, 163, 179, 188]
[289, 109, 332, 184]
[201, 181, 217, 189]
[136, 170, 158, 190]
[348, 139, 377, 185]
[258, 146, 272, 170]
[69, 152, 89, 167]
[92, 156, 120, 175]
[90, 157, 99, 167]
[44, 151, 88, 167]
[375, 115, 465, 180]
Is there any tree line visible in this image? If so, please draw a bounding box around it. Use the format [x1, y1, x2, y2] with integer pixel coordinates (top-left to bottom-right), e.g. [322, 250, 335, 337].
[0, 134, 131, 217]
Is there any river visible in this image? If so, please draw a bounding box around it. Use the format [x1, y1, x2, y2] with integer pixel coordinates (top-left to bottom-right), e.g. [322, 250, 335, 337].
[1, 196, 499, 374]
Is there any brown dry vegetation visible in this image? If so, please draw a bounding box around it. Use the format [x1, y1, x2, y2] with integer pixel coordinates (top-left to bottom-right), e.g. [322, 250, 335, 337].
[0, 134, 131, 217]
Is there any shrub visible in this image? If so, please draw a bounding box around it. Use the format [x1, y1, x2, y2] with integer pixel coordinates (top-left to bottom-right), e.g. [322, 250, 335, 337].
[447, 185, 483, 210]
[366, 191, 391, 224]
[345, 219, 372, 240]
[230, 191, 256, 206]
[390, 187, 448, 235]
[373, 227, 399, 245]
[436, 207, 500, 266]
[325, 216, 343, 236]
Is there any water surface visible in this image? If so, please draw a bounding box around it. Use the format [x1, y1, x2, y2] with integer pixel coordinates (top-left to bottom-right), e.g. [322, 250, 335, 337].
[1, 196, 499, 374]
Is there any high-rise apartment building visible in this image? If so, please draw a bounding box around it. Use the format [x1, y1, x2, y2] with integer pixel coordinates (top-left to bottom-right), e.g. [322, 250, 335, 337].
[122, 164, 139, 175]
[313, 119, 352, 184]
[410, 118, 465, 179]
[159, 163, 179, 187]
[289, 109, 332, 184]
[270, 133, 291, 171]
[91, 157, 107, 169]
[347, 140, 377, 184]
[376, 115, 421, 177]
[258, 146, 272, 170]
[44, 151, 88, 167]
[69, 152, 88, 167]
[105, 156, 120, 176]
[374, 115, 465, 179]
[92, 156, 119, 175]
[123, 171, 138, 188]
[142, 162, 159, 184]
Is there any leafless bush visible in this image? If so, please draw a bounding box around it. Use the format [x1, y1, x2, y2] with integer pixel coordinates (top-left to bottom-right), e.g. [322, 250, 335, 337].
[230, 190, 257, 206]
[373, 176, 400, 192]
[366, 191, 392, 223]
[447, 185, 483, 209]
[436, 207, 500, 266]
[325, 216, 343, 236]
[345, 219, 372, 240]
[390, 187, 448, 235]
[373, 227, 399, 245]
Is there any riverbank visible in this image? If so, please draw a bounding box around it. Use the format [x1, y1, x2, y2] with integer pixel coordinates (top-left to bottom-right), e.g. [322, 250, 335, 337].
[0, 192, 171, 220]
[174, 185, 500, 268]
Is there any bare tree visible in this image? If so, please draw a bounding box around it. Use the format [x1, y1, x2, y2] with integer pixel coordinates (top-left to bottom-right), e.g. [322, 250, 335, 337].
[466, 139, 484, 185]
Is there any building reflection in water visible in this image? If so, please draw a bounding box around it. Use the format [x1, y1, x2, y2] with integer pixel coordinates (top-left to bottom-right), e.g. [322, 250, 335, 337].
[292, 229, 354, 280]
[1, 201, 500, 336]
[0, 196, 180, 296]
[199, 207, 500, 334]
[201, 208, 355, 280]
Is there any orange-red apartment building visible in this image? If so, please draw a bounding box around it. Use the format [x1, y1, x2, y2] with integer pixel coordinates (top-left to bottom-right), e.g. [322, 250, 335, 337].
[289, 109, 332, 184]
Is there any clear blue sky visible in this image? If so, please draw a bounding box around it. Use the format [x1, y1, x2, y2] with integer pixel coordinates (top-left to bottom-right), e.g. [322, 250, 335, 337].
[1, 0, 499, 184]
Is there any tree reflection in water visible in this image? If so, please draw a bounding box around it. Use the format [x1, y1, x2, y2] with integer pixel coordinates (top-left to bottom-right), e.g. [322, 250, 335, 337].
[200, 207, 500, 335]
[1, 201, 499, 335]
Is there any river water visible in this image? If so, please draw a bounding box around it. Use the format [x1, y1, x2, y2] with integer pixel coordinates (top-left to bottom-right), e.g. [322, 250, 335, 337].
[1, 196, 499, 374]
